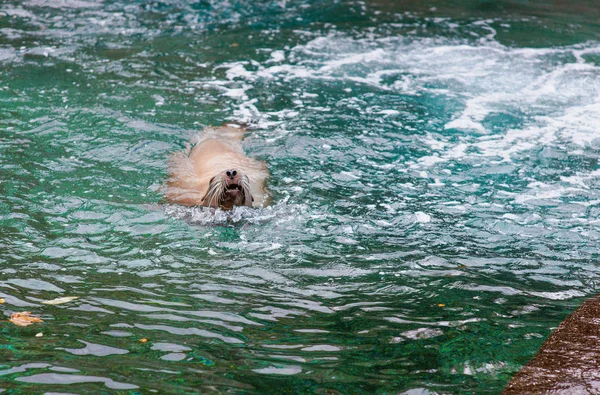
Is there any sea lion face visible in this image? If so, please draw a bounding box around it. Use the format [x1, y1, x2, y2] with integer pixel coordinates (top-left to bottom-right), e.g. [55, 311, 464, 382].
[202, 169, 253, 210]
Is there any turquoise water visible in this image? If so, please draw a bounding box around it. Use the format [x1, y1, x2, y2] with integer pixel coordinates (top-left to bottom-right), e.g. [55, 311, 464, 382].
[1, 0, 600, 393]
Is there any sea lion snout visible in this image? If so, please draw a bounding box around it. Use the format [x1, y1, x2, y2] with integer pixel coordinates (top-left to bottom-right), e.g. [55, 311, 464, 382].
[222, 169, 242, 188]
[225, 169, 238, 179]
[199, 170, 254, 210]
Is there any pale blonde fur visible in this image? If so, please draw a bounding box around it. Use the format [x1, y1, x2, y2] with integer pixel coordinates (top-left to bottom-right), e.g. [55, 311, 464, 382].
[165, 126, 269, 208]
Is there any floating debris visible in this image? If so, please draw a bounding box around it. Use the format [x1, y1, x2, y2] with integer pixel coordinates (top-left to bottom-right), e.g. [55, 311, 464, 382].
[10, 312, 43, 327]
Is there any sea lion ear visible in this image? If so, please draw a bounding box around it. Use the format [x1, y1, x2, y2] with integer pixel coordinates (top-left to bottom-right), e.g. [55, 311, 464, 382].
[201, 176, 216, 202]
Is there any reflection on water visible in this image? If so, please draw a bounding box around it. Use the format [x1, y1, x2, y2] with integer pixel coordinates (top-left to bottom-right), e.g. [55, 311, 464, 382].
[1, 0, 600, 393]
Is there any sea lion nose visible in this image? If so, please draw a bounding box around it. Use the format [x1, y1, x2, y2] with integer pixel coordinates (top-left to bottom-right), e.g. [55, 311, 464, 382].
[225, 169, 237, 178]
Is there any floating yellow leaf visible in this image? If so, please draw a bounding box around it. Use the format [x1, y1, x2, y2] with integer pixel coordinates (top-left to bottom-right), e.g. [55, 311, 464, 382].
[437, 303, 445, 307]
[10, 312, 43, 327]
[0, 299, 4, 304]
[140, 338, 148, 343]
[41, 296, 79, 305]
[35, 332, 43, 337]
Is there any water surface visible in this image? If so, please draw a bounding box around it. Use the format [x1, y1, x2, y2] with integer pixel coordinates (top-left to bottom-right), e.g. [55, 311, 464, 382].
[1, 0, 600, 393]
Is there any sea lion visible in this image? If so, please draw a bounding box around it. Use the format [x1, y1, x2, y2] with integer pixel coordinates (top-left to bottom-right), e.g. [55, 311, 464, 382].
[165, 125, 269, 210]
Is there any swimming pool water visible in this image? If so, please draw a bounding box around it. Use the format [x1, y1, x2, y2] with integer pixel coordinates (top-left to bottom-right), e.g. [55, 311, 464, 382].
[1, 0, 600, 393]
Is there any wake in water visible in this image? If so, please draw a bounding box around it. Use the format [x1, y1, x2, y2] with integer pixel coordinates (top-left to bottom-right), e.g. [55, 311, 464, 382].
[3, 1, 600, 392]
[197, 30, 600, 209]
[163, 197, 308, 226]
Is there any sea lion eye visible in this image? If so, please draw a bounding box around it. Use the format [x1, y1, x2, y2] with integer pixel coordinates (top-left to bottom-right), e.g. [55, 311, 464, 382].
[232, 170, 237, 176]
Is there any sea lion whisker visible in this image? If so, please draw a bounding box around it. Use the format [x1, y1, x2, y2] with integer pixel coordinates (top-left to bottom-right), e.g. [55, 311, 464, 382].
[239, 175, 254, 205]
[209, 179, 224, 207]
[202, 178, 219, 201]
[204, 177, 223, 208]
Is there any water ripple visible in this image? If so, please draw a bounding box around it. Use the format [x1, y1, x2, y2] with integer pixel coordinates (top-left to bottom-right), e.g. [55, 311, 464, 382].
[2, 0, 600, 393]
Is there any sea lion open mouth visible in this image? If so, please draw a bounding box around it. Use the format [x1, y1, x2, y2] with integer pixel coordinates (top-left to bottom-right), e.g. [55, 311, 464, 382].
[225, 183, 241, 191]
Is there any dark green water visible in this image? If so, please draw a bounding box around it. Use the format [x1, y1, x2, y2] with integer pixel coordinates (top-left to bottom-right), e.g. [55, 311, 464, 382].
[1, 0, 600, 393]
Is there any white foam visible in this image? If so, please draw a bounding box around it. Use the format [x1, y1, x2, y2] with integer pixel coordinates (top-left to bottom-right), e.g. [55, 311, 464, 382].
[266, 50, 285, 63]
[378, 109, 400, 116]
[188, 28, 600, 204]
[163, 201, 308, 226]
[528, 290, 586, 300]
[414, 212, 431, 223]
[401, 327, 444, 340]
[25, 0, 102, 8]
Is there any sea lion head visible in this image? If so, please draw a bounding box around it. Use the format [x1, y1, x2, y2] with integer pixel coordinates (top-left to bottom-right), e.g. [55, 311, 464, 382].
[201, 169, 254, 210]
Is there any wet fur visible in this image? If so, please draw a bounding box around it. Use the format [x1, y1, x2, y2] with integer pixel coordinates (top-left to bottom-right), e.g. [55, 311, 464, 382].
[165, 126, 269, 209]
